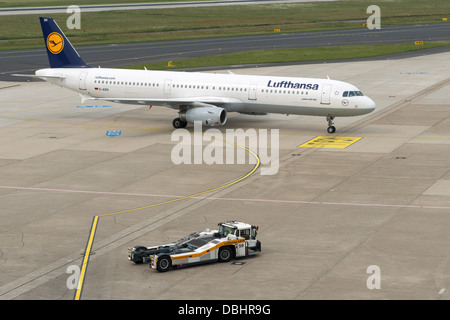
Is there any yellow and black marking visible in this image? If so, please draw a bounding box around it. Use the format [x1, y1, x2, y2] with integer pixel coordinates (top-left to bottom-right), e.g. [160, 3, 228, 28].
[298, 136, 362, 149]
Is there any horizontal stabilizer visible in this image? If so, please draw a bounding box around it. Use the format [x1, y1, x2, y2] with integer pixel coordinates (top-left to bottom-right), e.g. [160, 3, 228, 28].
[12, 73, 66, 79]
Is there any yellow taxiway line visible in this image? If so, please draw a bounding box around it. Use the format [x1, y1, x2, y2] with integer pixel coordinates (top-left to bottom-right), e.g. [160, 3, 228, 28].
[74, 133, 261, 300]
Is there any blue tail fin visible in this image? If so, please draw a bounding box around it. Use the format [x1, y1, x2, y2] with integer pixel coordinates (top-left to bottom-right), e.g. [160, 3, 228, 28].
[39, 17, 91, 68]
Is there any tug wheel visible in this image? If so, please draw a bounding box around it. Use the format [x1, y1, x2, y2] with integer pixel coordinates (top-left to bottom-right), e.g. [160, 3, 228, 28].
[218, 246, 233, 262]
[156, 255, 172, 272]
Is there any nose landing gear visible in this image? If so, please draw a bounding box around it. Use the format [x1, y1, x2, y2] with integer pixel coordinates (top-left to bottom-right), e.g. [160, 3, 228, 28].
[326, 116, 336, 134]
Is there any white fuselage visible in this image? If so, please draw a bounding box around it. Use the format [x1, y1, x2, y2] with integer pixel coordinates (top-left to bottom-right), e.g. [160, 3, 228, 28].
[36, 67, 376, 118]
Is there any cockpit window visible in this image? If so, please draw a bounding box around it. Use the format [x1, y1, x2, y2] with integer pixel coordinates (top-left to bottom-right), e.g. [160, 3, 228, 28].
[343, 91, 364, 97]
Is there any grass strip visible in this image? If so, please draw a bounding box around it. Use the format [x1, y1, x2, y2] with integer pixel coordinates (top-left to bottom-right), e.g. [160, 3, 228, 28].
[1, 0, 449, 50]
[124, 41, 450, 70]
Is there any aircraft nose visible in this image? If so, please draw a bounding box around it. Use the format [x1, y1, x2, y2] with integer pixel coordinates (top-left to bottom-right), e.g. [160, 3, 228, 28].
[364, 96, 376, 113]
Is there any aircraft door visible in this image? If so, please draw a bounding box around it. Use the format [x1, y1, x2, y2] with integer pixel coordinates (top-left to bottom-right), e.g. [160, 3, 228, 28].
[78, 71, 88, 90]
[164, 79, 172, 96]
[248, 84, 257, 100]
[321, 84, 332, 105]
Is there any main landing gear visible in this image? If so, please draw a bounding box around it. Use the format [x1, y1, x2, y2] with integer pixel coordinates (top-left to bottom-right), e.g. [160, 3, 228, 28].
[173, 117, 187, 129]
[326, 116, 336, 134]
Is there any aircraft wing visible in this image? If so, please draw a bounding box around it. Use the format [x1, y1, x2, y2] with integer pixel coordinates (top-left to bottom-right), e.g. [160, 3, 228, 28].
[82, 96, 243, 109]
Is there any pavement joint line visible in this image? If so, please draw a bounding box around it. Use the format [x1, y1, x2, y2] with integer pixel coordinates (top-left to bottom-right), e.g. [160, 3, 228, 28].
[340, 77, 450, 135]
[0, 130, 259, 300]
[73, 131, 261, 299]
[291, 76, 450, 298]
[2, 73, 449, 298]
[1, 63, 449, 300]
[0, 146, 260, 300]
[2, 185, 449, 210]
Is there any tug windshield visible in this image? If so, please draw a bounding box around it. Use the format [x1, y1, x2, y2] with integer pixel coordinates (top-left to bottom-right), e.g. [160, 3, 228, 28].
[218, 225, 236, 237]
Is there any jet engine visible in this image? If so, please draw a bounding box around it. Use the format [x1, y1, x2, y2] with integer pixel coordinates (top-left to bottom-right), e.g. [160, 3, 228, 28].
[179, 107, 227, 126]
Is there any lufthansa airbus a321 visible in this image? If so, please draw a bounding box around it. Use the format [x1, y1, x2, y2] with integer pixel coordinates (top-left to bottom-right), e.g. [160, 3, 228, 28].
[16, 17, 376, 133]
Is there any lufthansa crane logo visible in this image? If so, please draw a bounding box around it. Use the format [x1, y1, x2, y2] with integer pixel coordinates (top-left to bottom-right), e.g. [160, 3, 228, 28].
[46, 32, 64, 54]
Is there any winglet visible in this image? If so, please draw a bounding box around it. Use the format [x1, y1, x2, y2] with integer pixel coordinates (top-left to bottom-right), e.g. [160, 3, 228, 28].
[39, 17, 91, 69]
